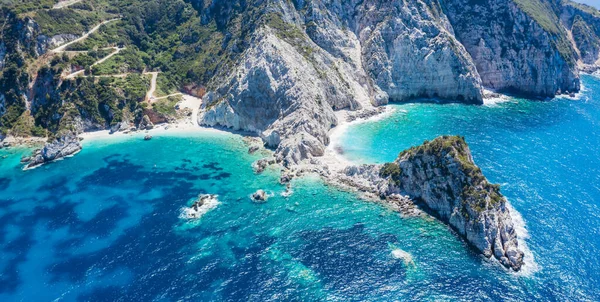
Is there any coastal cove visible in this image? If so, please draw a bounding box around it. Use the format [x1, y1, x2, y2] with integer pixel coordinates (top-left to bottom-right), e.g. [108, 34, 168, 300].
[0, 76, 599, 300]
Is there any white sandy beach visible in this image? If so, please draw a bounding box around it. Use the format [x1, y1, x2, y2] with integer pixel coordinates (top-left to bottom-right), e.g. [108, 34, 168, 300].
[79, 93, 227, 142]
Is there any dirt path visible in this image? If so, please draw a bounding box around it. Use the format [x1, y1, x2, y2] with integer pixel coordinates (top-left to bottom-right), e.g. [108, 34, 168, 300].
[51, 18, 120, 53]
[53, 0, 83, 9]
[144, 72, 159, 102]
[152, 93, 183, 101]
[65, 46, 125, 79]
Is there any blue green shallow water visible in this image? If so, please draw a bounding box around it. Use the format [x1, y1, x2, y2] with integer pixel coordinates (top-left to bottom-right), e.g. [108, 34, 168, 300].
[1, 75, 600, 301]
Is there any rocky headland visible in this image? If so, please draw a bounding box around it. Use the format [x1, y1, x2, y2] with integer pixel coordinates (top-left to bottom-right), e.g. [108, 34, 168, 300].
[331, 136, 525, 271]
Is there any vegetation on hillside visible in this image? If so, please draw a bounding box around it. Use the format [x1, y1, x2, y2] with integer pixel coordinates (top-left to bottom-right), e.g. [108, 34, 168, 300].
[33, 8, 112, 36]
[390, 136, 504, 213]
[571, 15, 600, 62]
[513, 0, 577, 65]
[0, 0, 56, 14]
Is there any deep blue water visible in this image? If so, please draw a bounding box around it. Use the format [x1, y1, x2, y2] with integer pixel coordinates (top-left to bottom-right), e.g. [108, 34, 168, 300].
[0, 75, 599, 301]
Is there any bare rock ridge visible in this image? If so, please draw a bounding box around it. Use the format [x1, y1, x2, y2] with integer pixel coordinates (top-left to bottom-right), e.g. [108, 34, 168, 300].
[198, 0, 598, 166]
[343, 136, 524, 271]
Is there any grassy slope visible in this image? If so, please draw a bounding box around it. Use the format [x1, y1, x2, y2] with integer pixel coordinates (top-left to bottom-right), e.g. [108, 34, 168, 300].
[512, 0, 577, 65]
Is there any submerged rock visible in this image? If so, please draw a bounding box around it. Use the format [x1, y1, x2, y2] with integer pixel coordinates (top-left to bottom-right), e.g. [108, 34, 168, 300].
[253, 158, 276, 174]
[390, 247, 415, 267]
[23, 134, 82, 169]
[340, 136, 525, 271]
[144, 135, 152, 141]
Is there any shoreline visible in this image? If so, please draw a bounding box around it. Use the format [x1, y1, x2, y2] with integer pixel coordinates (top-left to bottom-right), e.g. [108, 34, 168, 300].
[5, 101, 540, 275]
[78, 122, 231, 143]
[322, 106, 396, 174]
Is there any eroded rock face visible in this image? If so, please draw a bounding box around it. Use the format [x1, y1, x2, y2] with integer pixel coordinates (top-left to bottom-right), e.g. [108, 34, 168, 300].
[355, 0, 484, 103]
[570, 16, 600, 65]
[443, 0, 580, 97]
[559, 3, 600, 69]
[199, 26, 358, 166]
[199, 0, 486, 166]
[198, 0, 588, 167]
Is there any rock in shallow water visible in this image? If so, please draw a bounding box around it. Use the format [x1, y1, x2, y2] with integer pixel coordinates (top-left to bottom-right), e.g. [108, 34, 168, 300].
[181, 194, 219, 219]
[251, 189, 268, 202]
[23, 134, 82, 170]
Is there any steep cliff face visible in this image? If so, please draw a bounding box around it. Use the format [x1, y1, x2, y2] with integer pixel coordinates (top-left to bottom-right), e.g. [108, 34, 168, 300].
[3, 0, 599, 167]
[443, 0, 580, 97]
[389, 136, 524, 270]
[558, 1, 600, 68]
[571, 16, 600, 65]
[342, 136, 525, 271]
[199, 0, 486, 166]
[198, 0, 599, 166]
[355, 0, 483, 103]
[0, 10, 32, 134]
[199, 23, 366, 166]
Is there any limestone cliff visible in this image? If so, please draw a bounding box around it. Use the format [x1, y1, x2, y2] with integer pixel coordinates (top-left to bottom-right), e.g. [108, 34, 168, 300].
[199, 0, 486, 166]
[3, 0, 600, 168]
[558, 1, 600, 70]
[198, 0, 600, 166]
[443, 0, 580, 97]
[342, 136, 525, 271]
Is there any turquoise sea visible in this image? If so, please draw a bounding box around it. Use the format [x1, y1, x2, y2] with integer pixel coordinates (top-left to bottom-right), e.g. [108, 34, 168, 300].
[1, 75, 600, 301]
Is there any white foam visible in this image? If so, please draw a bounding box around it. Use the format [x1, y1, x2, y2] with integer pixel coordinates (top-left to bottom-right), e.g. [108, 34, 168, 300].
[388, 242, 416, 267]
[179, 195, 220, 220]
[507, 201, 540, 277]
[482, 89, 513, 107]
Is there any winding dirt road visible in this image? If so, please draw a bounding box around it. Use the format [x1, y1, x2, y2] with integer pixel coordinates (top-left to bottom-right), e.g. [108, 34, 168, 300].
[51, 18, 120, 53]
[52, 0, 84, 9]
[65, 47, 125, 79]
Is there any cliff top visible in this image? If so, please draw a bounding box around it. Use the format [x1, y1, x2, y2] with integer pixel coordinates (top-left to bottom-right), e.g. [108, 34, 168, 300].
[383, 136, 504, 213]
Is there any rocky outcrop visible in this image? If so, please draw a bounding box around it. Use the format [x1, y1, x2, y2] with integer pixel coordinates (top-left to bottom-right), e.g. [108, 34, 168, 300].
[22, 134, 82, 169]
[199, 25, 360, 166]
[355, 0, 484, 103]
[251, 189, 268, 202]
[570, 16, 600, 65]
[341, 136, 524, 271]
[443, 0, 580, 97]
[138, 115, 154, 130]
